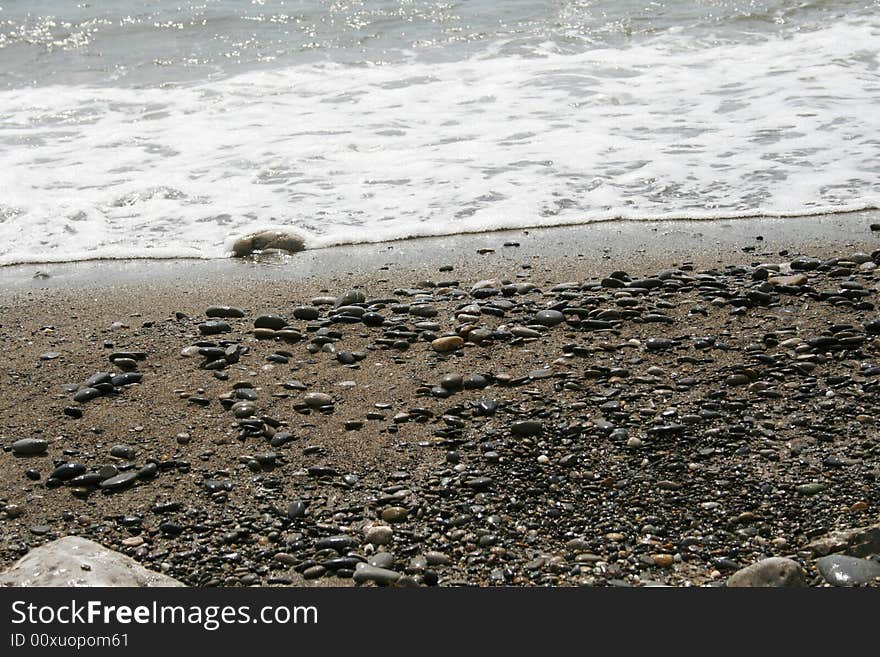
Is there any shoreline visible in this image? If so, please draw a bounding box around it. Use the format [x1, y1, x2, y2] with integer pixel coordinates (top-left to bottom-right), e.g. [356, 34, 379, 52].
[3, 210, 879, 294]
[1, 212, 879, 587]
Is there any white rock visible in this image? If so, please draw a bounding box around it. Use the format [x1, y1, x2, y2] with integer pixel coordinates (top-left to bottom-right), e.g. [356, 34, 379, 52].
[0, 536, 184, 587]
[726, 557, 805, 588]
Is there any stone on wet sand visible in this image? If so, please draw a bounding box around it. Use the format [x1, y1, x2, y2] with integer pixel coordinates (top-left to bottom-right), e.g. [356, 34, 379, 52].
[0, 536, 183, 587]
[726, 557, 806, 588]
[231, 229, 306, 257]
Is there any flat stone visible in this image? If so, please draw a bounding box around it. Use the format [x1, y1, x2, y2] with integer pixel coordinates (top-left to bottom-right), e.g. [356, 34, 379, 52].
[206, 305, 245, 318]
[99, 472, 139, 491]
[0, 536, 183, 587]
[432, 336, 464, 353]
[12, 439, 48, 456]
[198, 321, 231, 336]
[511, 420, 543, 437]
[727, 557, 806, 587]
[50, 463, 86, 481]
[380, 507, 409, 523]
[293, 306, 320, 321]
[73, 387, 102, 403]
[353, 564, 401, 586]
[335, 290, 366, 307]
[314, 535, 359, 551]
[805, 523, 880, 558]
[254, 315, 287, 330]
[304, 392, 333, 408]
[425, 551, 452, 566]
[796, 482, 827, 496]
[768, 274, 808, 287]
[816, 555, 880, 586]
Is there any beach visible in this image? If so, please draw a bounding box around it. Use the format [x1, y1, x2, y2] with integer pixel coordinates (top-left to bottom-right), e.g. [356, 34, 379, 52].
[2, 213, 879, 587]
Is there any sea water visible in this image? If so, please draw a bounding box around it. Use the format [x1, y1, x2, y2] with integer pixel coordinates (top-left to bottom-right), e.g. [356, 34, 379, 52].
[1, 0, 878, 265]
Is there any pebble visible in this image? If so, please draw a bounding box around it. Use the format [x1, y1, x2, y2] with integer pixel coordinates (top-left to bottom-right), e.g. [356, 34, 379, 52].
[315, 535, 359, 552]
[304, 392, 333, 408]
[440, 374, 464, 391]
[231, 401, 257, 418]
[381, 507, 409, 523]
[511, 420, 543, 437]
[12, 438, 48, 456]
[50, 463, 87, 481]
[364, 525, 394, 546]
[206, 306, 245, 318]
[279, 501, 305, 521]
[652, 554, 675, 567]
[362, 312, 385, 327]
[534, 310, 565, 327]
[425, 551, 452, 566]
[254, 315, 287, 330]
[335, 290, 366, 307]
[198, 321, 232, 335]
[353, 564, 402, 586]
[73, 387, 102, 403]
[369, 552, 396, 569]
[796, 483, 827, 496]
[432, 336, 464, 353]
[293, 306, 320, 320]
[110, 445, 136, 460]
[768, 274, 808, 287]
[99, 472, 139, 491]
[302, 565, 326, 580]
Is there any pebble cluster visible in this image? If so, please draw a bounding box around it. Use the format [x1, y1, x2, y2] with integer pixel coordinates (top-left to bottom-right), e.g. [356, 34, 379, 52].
[2, 250, 880, 587]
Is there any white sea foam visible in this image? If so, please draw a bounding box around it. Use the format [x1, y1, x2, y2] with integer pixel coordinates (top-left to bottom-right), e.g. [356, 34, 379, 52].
[1, 18, 879, 265]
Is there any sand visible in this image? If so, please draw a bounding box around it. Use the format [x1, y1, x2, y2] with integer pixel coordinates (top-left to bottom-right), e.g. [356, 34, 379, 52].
[1, 212, 879, 587]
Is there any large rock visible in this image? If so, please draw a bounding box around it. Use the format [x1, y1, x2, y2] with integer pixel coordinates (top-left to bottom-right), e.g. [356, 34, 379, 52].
[230, 229, 306, 257]
[816, 555, 880, 587]
[805, 523, 880, 558]
[0, 536, 184, 587]
[726, 557, 806, 588]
